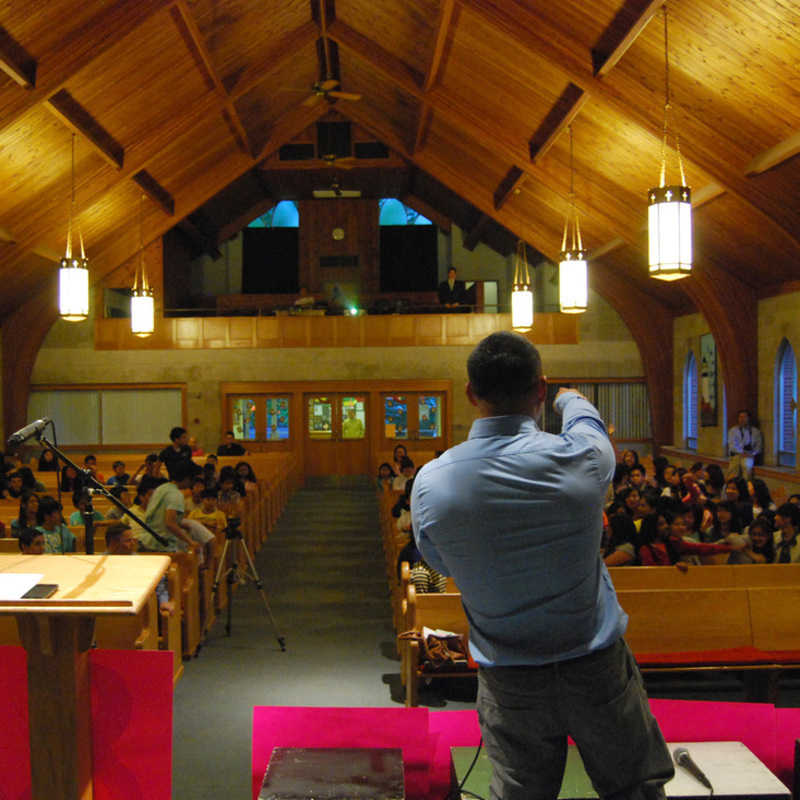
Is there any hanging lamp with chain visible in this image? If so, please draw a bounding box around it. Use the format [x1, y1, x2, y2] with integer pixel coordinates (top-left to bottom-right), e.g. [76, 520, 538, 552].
[511, 240, 533, 332]
[559, 124, 588, 313]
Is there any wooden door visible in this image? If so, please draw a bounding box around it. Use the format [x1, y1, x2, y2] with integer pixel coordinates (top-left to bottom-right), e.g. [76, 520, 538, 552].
[304, 393, 370, 475]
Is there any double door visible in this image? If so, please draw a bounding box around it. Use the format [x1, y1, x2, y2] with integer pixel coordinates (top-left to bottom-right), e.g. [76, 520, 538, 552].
[304, 393, 369, 475]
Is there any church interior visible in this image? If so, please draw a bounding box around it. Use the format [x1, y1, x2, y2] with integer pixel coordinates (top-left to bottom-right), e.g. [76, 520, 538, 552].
[0, 0, 800, 798]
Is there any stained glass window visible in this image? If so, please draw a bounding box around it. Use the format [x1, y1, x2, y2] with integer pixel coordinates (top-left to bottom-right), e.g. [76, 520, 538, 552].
[341, 396, 366, 439]
[308, 397, 333, 439]
[384, 396, 407, 439]
[418, 396, 441, 438]
[266, 397, 290, 441]
[232, 398, 257, 440]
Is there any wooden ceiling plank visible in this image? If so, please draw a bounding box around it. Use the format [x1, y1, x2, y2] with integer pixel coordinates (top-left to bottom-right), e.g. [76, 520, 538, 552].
[413, 106, 432, 154]
[463, 213, 491, 251]
[170, 1, 253, 156]
[45, 89, 125, 169]
[461, 0, 800, 244]
[227, 21, 320, 101]
[254, 101, 331, 162]
[591, 0, 666, 77]
[745, 131, 800, 176]
[133, 170, 175, 216]
[494, 166, 525, 210]
[326, 19, 424, 99]
[0, 0, 177, 138]
[528, 83, 587, 163]
[0, 27, 36, 87]
[692, 182, 725, 208]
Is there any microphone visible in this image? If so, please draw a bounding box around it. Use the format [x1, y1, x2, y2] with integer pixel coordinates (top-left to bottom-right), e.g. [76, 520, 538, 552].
[673, 746, 713, 791]
[7, 418, 51, 448]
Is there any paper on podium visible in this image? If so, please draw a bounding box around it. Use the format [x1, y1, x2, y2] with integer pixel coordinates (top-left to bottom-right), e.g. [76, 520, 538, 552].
[0, 573, 43, 600]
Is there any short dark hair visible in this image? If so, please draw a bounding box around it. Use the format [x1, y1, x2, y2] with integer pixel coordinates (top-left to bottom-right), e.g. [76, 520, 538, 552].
[170, 461, 196, 483]
[201, 488, 219, 499]
[467, 332, 541, 411]
[629, 464, 646, 476]
[225, 430, 235, 437]
[169, 426, 187, 442]
[112, 460, 124, 469]
[84, 454, 96, 464]
[145, 453, 160, 464]
[138, 476, 162, 495]
[18, 527, 42, 551]
[8, 471, 22, 481]
[399, 456, 414, 471]
[777, 503, 800, 528]
[105, 521, 130, 548]
[36, 496, 62, 524]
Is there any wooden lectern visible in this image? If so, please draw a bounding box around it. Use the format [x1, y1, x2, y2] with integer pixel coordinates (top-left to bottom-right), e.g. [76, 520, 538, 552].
[0, 553, 171, 800]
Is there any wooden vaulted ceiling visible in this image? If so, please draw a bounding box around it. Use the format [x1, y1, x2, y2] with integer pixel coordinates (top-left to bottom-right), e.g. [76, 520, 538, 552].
[0, 0, 798, 321]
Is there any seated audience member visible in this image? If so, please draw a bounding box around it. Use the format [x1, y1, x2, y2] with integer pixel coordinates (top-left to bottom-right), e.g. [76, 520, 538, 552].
[773, 503, 800, 563]
[235, 462, 258, 494]
[106, 461, 130, 487]
[376, 462, 396, 490]
[19, 466, 45, 493]
[724, 477, 754, 526]
[18, 527, 45, 555]
[679, 503, 705, 542]
[749, 478, 777, 521]
[603, 514, 638, 566]
[188, 489, 228, 539]
[660, 465, 683, 499]
[104, 522, 175, 616]
[393, 479, 413, 535]
[704, 464, 726, 500]
[203, 461, 218, 490]
[739, 518, 775, 564]
[619, 449, 639, 470]
[392, 456, 415, 491]
[633, 489, 660, 529]
[185, 477, 207, 513]
[35, 496, 76, 554]
[105, 485, 132, 520]
[37, 450, 58, 472]
[789, 494, 800, 505]
[122, 480, 159, 543]
[616, 487, 640, 517]
[5, 471, 24, 499]
[217, 430, 246, 457]
[131, 453, 162, 485]
[638, 511, 738, 566]
[680, 472, 705, 507]
[188, 435, 204, 457]
[59, 464, 80, 493]
[83, 454, 105, 483]
[627, 464, 647, 492]
[159, 427, 194, 480]
[68, 490, 106, 527]
[140, 464, 199, 553]
[392, 444, 408, 475]
[708, 500, 743, 543]
[651, 456, 669, 489]
[217, 469, 243, 517]
[611, 464, 630, 495]
[11, 492, 39, 534]
[408, 559, 448, 594]
[689, 462, 708, 484]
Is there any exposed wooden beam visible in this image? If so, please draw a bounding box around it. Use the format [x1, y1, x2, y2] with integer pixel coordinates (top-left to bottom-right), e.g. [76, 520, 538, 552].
[745, 132, 800, 176]
[133, 171, 175, 216]
[216, 195, 276, 244]
[493, 166, 525, 210]
[590, 237, 626, 260]
[591, 0, 666, 77]
[460, 0, 800, 245]
[0, 27, 36, 87]
[254, 101, 331, 162]
[0, 0, 177, 139]
[171, 1, 252, 156]
[45, 90, 125, 169]
[463, 213, 491, 251]
[692, 183, 725, 208]
[227, 21, 320, 100]
[413, 106, 433, 155]
[528, 83, 587, 162]
[400, 193, 451, 233]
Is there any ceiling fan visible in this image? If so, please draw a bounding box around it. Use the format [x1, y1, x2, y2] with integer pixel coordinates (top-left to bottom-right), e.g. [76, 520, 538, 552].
[313, 176, 361, 199]
[320, 152, 357, 168]
[301, 78, 362, 107]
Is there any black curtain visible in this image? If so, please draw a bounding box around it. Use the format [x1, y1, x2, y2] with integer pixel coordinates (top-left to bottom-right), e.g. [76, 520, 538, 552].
[242, 228, 299, 293]
[379, 226, 438, 291]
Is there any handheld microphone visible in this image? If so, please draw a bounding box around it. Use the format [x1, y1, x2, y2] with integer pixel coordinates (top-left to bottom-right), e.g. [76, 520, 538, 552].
[7, 418, 51, 447]
[673, 746, 713, 791]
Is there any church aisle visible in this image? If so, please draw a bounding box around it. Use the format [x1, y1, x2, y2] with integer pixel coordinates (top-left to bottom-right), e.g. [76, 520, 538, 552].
[171, 478, 413, 799]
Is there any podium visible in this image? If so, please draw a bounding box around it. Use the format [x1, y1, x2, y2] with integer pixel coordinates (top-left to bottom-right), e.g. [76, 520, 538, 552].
[0, 553, 170, 800]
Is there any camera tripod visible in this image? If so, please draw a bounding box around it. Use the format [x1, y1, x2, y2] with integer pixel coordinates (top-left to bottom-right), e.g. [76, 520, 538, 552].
[212, 518, 286, 650]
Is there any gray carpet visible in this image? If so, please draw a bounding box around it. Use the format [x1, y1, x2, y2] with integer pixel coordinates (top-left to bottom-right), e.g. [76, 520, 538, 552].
[171, 477, 474, 800]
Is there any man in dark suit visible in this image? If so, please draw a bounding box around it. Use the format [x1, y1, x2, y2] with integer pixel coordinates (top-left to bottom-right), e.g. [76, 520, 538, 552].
[437, 267, 467, 309]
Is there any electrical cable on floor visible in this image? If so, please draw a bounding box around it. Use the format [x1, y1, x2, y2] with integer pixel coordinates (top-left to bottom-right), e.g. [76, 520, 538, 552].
[446, 738, 485, 800]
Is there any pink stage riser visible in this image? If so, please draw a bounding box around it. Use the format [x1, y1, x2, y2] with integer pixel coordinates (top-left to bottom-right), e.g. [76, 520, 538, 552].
[253, 702, 800, 800]
[0, 645, 173, 800]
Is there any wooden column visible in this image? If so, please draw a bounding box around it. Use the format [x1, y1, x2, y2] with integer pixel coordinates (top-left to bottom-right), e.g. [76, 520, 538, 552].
[591, 264, 674, 451]
[16, 614, 96, 799]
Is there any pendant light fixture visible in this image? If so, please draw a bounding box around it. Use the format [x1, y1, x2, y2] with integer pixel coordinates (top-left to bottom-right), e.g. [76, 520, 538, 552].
[511, 240, 533, 332]
[648, 3, 692, 280]
[58, 133, 90, 321]
[130, 194, 154, 337]
[559, 124, 588, 313]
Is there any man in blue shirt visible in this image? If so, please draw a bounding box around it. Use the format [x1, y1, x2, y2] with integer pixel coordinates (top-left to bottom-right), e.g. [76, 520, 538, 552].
[411, 332, 672, 800]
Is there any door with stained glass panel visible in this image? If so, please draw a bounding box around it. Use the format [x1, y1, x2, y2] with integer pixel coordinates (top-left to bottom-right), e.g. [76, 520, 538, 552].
[304, 393, 370, 475]
[382, 392, 445, 452]
[230, 395, 292, 450]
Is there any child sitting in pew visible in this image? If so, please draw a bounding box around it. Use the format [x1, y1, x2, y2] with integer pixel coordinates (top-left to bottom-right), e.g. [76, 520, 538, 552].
[18, 527, 44, 555]
[105, 485, 132, 520]
[105, 460, 130, 487]
[68, 490, 106, 527]
[637, 510, 741, 566]
[35, 496, 76, 554]
[11, 492, 39, 535]
[188, 488, 228, 539]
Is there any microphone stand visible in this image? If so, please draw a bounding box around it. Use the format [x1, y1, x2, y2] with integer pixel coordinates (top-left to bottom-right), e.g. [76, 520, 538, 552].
[37, 434, 170, 552]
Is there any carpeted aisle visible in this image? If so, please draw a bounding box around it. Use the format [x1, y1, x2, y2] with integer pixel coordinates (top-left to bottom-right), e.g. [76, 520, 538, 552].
[171, 477, 428, 799]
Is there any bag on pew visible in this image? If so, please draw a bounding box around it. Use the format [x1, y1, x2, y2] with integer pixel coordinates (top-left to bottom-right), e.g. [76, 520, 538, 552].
[399, 625, 468, 673]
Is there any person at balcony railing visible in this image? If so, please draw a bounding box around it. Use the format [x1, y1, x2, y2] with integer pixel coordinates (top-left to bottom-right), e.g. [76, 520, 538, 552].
[727, 409, 762, 480]
[437, 267, 467, 310]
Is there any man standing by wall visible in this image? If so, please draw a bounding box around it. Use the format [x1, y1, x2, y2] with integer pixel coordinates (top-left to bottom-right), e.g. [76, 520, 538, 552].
[411, 331, 673, 800]
[728, 409, 762, 480]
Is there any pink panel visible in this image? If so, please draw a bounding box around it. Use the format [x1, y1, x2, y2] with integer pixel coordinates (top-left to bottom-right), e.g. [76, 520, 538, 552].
[251, 706, 432, 800]
[775, 708, 800, 791]
[427, 710, 481, 800]
[0, 646, 172, 800]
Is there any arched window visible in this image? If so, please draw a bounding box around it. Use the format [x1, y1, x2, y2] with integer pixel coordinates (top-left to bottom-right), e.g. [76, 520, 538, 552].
[683, 351, 698, 451]
[248, 200, 299, 228]
[379, 198, 432, 226]
[775, 338, 797, 467]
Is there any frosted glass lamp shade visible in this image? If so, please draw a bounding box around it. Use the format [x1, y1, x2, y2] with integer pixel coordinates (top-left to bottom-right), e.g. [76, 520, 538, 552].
[648, 185, 692, 280]
[559, 252, 588, 314]
[131, 290, 155, 337]
[58, 258, 89, 321]
[511, 285, 533, 332]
